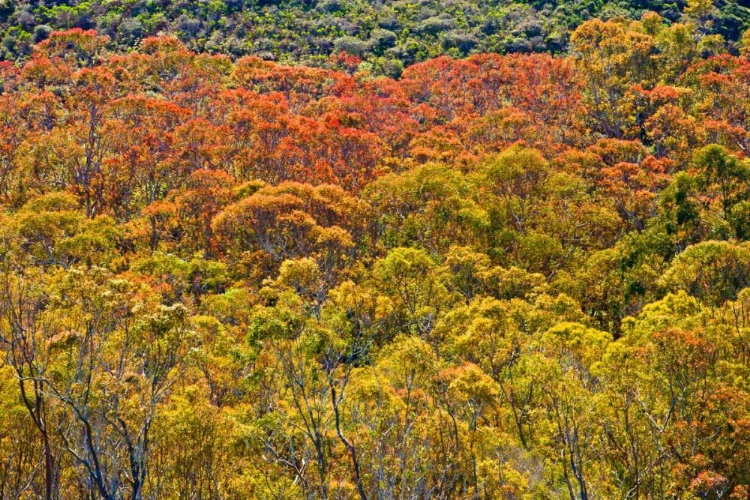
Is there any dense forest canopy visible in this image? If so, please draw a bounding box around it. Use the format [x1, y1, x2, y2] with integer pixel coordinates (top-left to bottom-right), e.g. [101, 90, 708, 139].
[2, 1, 750, 499]
[1, 0, 750, 72]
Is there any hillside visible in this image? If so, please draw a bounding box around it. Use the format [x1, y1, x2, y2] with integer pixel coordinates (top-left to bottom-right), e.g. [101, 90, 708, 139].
[1, 0, 750, 73]
[1, 4, 750, 500]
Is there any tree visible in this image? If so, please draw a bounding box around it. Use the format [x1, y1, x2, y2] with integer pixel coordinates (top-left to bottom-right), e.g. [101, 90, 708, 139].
[372, 247, 454, 339]
[691, 145, 750, 222]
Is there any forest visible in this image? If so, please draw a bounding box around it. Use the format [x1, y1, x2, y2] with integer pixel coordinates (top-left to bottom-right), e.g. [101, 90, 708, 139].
[2, 0, 750, 71]
[2, 1, 750, 499]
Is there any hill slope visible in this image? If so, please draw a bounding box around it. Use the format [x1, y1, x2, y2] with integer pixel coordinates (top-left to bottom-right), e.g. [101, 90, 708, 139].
[2, 0, 749, 73]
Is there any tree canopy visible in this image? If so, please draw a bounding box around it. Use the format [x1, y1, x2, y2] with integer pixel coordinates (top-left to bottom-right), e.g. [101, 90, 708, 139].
[1, 5, 750, 500]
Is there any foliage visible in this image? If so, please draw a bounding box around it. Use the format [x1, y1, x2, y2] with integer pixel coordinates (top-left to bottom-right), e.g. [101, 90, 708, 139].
[2, 9, 750, 499]
[1, 0, 750, 73]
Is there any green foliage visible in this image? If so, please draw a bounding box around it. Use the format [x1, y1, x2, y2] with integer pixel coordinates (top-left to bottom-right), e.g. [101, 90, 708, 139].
[2, 0, 750, 70]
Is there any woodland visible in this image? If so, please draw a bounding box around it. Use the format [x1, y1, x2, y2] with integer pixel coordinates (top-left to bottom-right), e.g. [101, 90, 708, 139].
[2, 1, 750, 499]
[2, 1, 750, 71]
